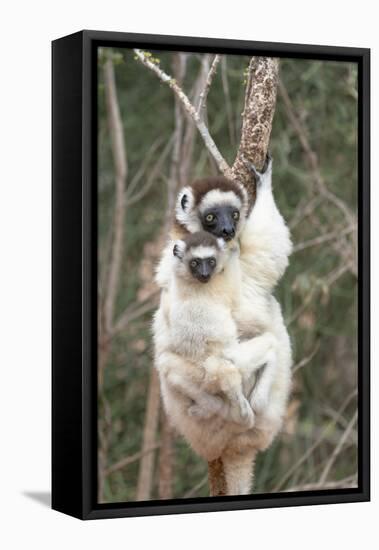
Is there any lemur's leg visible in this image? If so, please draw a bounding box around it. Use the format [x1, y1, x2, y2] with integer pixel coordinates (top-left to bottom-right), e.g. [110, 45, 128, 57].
[226, 388, 255, 428]
[223, 332, 279, 413]
[165, 369, 225, 419]
[223, 332, 277, 374]
[239, 154, 292, 289]
[190, 356, 255, 428]
[249, 349, 277, 413]
[245, 153, 274, 226]
[159, 351, 226, 418]
[189, 391, 254, 427]
[161, 352, 250, 423]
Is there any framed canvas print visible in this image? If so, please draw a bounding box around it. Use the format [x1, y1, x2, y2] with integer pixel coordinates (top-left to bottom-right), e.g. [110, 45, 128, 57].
[52, 30, 370, 520]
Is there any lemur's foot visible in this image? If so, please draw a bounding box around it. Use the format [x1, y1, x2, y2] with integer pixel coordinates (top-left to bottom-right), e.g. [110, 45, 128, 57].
[230, 395, 255, 428]
[188, 404, 212, 419]
[187, 394, 224, 419]
[262, 151, 273, 173]
[245, 152, 273, 188]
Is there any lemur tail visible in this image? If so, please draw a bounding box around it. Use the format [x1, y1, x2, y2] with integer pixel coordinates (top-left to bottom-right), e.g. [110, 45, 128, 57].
[208, 458, 227, 496]
[208, 451, 257, 496]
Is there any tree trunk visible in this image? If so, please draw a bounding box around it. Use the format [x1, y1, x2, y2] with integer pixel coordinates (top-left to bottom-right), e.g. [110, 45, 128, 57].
[231, 57, 279, 209]
[158, 411, 174, 499]
[136, 367, 161, 501]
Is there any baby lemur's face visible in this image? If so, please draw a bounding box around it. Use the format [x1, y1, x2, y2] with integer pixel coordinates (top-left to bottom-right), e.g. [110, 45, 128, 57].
[173, 231, 226, 284]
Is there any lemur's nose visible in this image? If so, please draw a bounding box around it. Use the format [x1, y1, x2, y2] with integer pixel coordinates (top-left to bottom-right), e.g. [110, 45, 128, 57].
[222, 227, 235, 239]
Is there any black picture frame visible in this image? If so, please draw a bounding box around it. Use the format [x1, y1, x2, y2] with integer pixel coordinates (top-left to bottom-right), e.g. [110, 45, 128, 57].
[52, 30, 370, 520]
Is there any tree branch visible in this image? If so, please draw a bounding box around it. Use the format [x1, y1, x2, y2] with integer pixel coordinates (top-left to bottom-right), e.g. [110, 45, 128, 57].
[136, 368, 161, 501]
[285, 475, 358, 493]
[231, 57, 279, 207]
[278, 78, 356, 229]
[197, 54, 221, 116]
[179, 54, 213, 187]
[105, 444, 161, 476]
[103, 56, 127, 334]
[292, 340, 321, 375]
[317, 410, 358, 486]
[292, 224, 356, 253]
[273, 389, 357, 492]
[133, 49, 230, 176]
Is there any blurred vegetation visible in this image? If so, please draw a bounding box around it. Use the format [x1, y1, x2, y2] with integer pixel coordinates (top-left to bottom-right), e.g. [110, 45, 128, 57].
[98, 48, 358, 503]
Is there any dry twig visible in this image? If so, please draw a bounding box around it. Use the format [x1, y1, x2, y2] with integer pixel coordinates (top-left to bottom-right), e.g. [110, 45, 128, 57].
[273, 389, 357, 492]
[292, 341, 321, 375]
[105, 444, 161, 476]
[103, 56, 127, 334]
[317, 410, 358, 486]
[197, 55, 221, 116]
[134, 49, 230, 175]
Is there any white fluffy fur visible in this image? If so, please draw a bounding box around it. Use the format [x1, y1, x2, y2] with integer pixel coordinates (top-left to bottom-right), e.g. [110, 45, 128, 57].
[155, 243, 278, 430]
[154, 162, 293, 495]
[175, 187, 201, 233]
[187, 244, 220, 259]
[199, 189, 242, 211]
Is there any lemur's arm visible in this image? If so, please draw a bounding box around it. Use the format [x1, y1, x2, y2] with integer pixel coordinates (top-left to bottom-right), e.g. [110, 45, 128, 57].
[159, 351, 226, 418]
[223, 331, 279, 414]
[160, 350, 254, 426]
[239, 156, 292, 290]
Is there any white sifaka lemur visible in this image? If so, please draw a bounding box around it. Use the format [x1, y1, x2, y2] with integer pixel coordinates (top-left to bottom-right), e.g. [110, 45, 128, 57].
[155, 230, 279, 432]
[153, 155, 293, 495]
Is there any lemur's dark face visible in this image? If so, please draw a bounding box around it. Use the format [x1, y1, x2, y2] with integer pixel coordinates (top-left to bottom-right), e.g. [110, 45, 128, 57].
[200, 205, 240, 241]
[175, 178, 247, 242]
[173, 232, 224, 284]
[188, 256, 217, 283]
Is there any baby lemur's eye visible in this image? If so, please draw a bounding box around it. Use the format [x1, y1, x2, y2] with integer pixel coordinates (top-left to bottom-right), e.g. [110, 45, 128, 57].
[209, 258, 216, 267]
[190, 259, 198, 268]
[205, 213, 215, 223]
[232, 210, 240, 221]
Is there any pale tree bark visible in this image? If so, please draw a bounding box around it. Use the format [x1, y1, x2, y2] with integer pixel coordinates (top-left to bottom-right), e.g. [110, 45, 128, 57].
[165, 53, 187, 221]
[158, 410, 174, 499]
[103, 58, 127, 335]
[98, 54, 128, 502]
[231, 57, 279, 208]
[135, 368, 161, 500]
[135, 52, 280, 497]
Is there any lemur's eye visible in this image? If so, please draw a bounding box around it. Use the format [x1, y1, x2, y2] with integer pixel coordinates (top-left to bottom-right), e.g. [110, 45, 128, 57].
[209, 258, 216, 267]
[205, 213, 215, 223]
[190, 259, 198, 268]
[232, 211, 240, 221]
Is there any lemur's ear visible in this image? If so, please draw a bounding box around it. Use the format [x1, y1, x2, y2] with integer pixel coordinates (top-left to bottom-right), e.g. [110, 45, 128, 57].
[180, 194, 188, 210]
[176, 187, 193, 224]
[173, 240, 185, 259]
